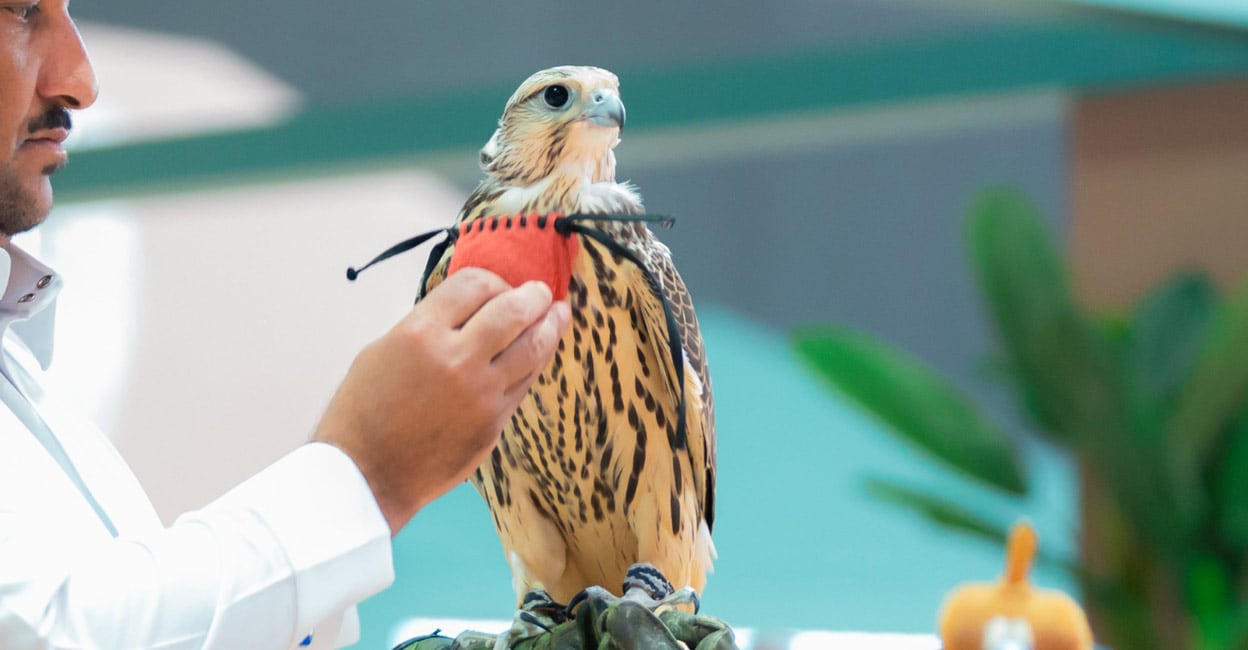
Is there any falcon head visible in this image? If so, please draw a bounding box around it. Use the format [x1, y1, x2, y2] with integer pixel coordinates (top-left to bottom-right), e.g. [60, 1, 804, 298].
[480, 65, 626, 186]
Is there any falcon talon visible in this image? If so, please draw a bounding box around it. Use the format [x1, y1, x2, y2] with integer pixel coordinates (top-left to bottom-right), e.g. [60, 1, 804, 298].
[521, 588, 558, 608]
[492, 609, 559, 650]
[517, 611, 553, 633]
[565, 585, 615, 619]
[655, 587, 703, 616]
[623, 562, 676, 600]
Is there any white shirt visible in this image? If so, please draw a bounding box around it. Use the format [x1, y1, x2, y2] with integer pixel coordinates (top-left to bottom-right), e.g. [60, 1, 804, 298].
[0, 243, 395, 649]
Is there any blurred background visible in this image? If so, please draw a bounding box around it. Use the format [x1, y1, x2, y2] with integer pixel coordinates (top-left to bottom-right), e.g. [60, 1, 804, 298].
[34, 0, 1248, 648]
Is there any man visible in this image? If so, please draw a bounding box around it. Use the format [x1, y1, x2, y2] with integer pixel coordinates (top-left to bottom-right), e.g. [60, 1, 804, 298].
[0, 2, 570, 648]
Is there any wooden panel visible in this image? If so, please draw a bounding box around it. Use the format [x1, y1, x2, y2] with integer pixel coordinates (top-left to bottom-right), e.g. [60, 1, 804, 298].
[1071, 79, 1248, 309]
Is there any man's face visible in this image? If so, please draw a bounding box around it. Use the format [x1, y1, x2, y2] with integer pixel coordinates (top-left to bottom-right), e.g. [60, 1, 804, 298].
[0, 1, 97, 238]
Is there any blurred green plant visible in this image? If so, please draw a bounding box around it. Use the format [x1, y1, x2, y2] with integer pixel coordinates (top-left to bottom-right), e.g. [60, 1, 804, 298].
[791, 188, 1248, 650]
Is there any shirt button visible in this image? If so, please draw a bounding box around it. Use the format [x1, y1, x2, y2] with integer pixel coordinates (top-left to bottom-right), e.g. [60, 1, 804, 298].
[17, 293, 35, 303]
[37, 275, 52, 289]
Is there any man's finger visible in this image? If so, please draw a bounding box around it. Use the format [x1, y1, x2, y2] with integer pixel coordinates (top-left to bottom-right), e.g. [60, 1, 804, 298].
[420, 267, 513, 328]
[492, 300, 569, 386]
[460, 280, 554, 358]
[501, 369, 540, 412]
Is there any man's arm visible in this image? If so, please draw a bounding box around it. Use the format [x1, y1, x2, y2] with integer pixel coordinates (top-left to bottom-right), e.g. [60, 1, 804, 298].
[0, 268, 569, 649]
[0, 442, 390, 650]
[314, 268, 570, 534]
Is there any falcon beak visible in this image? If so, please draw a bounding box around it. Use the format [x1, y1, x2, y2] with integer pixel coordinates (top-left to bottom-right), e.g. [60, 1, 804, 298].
[584, 89, 625, 131]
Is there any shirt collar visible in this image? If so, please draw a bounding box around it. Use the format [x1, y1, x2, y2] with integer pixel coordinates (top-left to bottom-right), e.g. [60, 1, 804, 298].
[0, 241, 62, 370]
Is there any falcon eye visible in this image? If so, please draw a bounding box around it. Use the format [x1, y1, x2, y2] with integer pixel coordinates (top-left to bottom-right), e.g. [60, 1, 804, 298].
[543, 85, 570, 109]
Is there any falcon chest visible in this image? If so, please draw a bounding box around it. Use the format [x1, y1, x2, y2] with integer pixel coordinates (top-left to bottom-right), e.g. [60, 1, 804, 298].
[472, 221, 694, 595]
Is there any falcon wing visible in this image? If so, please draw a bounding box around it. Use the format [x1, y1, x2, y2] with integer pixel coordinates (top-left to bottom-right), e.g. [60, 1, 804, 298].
[419, 181, 505, 300]
[417, 243, 453, 302]
[634, 236, 716, 533]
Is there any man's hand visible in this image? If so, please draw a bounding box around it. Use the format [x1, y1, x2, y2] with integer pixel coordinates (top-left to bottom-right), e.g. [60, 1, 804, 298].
[313, 268, 571, 535]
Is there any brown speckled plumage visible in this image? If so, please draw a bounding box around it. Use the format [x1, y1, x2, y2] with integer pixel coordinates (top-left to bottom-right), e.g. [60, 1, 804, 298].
[421, 66, 716, 606]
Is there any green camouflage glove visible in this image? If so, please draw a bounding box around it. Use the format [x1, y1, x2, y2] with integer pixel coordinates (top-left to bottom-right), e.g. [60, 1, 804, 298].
[391, 590, 738, 650]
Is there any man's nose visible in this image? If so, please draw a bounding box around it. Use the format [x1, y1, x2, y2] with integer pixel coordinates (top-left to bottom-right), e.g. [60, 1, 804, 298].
[38, 14, 99, 111]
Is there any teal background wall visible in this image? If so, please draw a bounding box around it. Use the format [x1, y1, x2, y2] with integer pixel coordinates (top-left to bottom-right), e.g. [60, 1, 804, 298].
[1064, 0, 1248, 28]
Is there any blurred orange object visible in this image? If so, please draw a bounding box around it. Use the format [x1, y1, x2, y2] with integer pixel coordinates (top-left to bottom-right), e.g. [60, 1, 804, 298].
[939, 522, 1093, 650]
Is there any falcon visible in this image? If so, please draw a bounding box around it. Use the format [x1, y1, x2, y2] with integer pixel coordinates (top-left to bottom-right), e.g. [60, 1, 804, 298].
[421, 66, 716, 616]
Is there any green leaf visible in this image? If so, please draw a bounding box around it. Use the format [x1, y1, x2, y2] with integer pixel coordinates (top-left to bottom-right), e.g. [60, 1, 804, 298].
[1079, 572, 1158, 650]
[864, 477, 1074, 575]
[966, 188, 1194, 555]
[965, 187, 1122, 445]
[793, 326, 1026, 494]
[1128, 271, 1218, 414]
[865, 476, 1010, 544]
[1170, 275, 1248, 510]
[1231, 600, 1248, 650]
[1216, 407, 1248, 550]
[1094, 313, 1133, 361]
[1188, 556, 1235, 650]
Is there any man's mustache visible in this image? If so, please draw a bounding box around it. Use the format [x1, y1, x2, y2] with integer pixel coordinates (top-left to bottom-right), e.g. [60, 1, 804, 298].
[27, 107, 72, 134]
